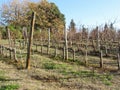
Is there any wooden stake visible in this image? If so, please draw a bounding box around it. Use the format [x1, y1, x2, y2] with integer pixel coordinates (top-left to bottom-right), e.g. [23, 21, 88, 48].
[63, 46, 65, 60]
[64, 25, 68, 60]
[73, 48, 75, 61]
[6, 27, 11, 48]
[26, 12, 36, 69]
[117, 53, 120, 70]
[13, 48, 17, 61]
[54, 46, 57, 57]
[85, 49, 88, 66]
[47, 28, 50, 55]
[100, 50, 103, 68]
[41, 44, 43, 55]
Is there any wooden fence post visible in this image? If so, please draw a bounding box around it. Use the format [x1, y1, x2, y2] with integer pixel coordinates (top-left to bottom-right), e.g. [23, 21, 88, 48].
[47, 28, 50, 55]
[85, 49, 88, 66]
[85, 30, 89, 66]
[63, 46, 65, 60]
[47, 45, 49, 55]
[117, 53, 120, 70]
[41, 44, 43, 55]
[105, 46, 108, 56]
[2, 46, 4, 56]
[64, 25, 68, 60]
[54, 46, 57, 57]
[36, 44, 38, 52]
[9, 47, 12, 59]
[73, 48, 75, 61]
[100, 50, 103, 68]
[97, 27, 100, 51]
[26, 12, 36, 69]
[6, 26, 12, 47]
[0, 45, 2, 54]
[13, 48, 17, 61]
[5, 47, 7, 57]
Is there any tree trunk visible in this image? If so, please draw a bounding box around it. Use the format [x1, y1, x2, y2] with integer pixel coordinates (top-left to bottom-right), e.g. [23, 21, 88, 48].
[26, 12, 36, 69]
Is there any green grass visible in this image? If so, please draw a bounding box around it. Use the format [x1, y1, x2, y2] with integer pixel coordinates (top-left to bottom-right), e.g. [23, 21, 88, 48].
[0, 84, 19, 90]
[42, 58, 113, 86]
[42, 61, 68, 70]
[0, 71, 6, 81]
[100, 74, 113, 86]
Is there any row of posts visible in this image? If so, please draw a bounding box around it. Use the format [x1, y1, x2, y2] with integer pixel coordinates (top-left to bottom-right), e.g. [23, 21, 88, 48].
[34, 44, 120, 70]
[0, 45, 17, 61]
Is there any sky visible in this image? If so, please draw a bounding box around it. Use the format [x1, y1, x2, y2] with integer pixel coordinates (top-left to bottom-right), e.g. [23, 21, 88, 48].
[0, 0, 120, 29]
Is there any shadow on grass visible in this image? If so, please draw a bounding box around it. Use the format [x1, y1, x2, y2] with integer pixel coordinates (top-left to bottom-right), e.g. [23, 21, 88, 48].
[0, 78, 22, 81]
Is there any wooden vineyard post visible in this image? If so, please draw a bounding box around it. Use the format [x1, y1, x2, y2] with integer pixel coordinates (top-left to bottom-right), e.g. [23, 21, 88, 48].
[117, 53, 120, 70]
[26, 12, 36, 69]
[6, 26, 11, 48]
[2, 45, 4, 56]
[47, 28, 50, 55]
[36, 44, 38, 52]
[97, 26, 100, 51]
[0, 45, 2, 54]
[41, 44, 43, 55]
[92, 40, 95, 51]
[64, 24, 68, 60]
[5, 47, 7, 57]
[85, 30, 89, 66]
[54, 46, 57, 57]
[105, 46, 108, 56]
[13, 48, 17, 61]
[63, 46, 65, 60]
[85, 49, 88, 66]
[73, 48, 75, 61]
[9, 47, 12, 59]
[100, 50, 103, 68]
[22, 27, 28, 47]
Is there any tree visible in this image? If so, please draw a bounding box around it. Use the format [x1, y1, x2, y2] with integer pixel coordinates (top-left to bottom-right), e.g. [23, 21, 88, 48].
[68, 19, 76, 45]
[81, 26, 88, 40]
[29, 0, 65, 32]
[1, 0, 65, 40]
[101, 23, 116, 42]
[69, 19, 76, 32]
[1, 0, 30, 27]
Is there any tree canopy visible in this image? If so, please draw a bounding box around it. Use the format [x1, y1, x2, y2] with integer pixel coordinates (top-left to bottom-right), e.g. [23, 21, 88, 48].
[1, 0, 65, 32]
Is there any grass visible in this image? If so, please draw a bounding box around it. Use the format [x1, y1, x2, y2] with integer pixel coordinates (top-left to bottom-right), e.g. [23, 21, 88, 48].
[0, 71, 6, 81]
[0, 71, 19, 90]
[0, 39, 118, 89]
[42, 60, 113, 86]
[0, 84, 19, 90]
[42, 61, 68, 70]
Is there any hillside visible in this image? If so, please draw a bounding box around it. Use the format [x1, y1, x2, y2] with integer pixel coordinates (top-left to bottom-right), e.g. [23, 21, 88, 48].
[0, 53, 120, 90]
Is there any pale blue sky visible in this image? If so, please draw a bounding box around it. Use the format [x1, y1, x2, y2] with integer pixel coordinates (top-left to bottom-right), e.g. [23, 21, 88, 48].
[1, 0, 120, 28]
[48, 0, 120, 28]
